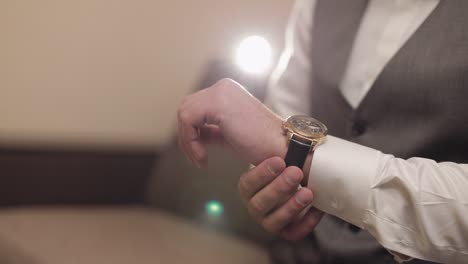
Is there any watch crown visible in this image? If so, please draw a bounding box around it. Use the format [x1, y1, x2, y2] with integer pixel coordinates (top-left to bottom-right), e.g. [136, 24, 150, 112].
[281, 121, 289, 132]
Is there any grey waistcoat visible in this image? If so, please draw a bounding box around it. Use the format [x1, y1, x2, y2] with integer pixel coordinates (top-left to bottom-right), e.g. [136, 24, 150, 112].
[309, 0, 468, 262]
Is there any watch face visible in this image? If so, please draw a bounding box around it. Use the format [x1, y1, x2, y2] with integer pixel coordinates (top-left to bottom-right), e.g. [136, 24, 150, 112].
[288, 116, 327, 138]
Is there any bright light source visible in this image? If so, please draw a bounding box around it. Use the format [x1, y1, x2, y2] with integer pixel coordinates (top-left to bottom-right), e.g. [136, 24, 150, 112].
[205, 200, 224, 217]
[235, 36, 272, 74]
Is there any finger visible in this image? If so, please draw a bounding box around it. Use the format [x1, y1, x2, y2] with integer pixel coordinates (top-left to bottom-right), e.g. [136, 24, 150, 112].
[261, 187, 313, 234]
[199, 125, 223, 145]
[188, 123, 224, 168]
[177, 101, 198, 165]
[177, 96, 215, 167]
[280, 207, 324, 241]
[185, 125, 225, 168]
[248, 166, 303, 219]
[177, 118, 196, 165]
[181, 116, 203, 167]
[238, 157, 285, 201]
[179, 95, 220, 167]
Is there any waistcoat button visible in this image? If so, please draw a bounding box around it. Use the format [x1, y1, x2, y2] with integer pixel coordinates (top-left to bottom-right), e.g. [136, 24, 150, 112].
[351, 120, 367, 136]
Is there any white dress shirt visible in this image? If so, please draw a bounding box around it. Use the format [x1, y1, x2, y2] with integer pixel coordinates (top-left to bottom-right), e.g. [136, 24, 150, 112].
[266, 0, 468, 263]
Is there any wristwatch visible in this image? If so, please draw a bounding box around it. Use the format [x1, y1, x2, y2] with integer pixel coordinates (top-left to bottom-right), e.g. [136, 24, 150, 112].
[282, 115, 328, 186]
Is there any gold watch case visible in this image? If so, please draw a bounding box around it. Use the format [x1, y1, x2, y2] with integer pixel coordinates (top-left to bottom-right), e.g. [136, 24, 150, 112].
[282, 115, 328, 150]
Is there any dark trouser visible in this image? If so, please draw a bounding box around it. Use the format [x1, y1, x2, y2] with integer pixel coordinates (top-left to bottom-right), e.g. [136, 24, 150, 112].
[269, 236, 395, 264]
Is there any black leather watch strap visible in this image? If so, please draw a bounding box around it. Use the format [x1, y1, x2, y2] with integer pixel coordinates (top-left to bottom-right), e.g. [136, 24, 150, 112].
[284, 138, 312, 186]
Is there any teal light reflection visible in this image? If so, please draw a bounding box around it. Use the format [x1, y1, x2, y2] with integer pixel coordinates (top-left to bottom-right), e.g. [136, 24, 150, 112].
[205, 200, 224, 217]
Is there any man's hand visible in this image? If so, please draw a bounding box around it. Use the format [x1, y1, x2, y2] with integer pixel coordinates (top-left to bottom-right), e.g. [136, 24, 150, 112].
[178, 79, 323, 239]
[177, 78, 286, 167]
[239, 157, 324, 240]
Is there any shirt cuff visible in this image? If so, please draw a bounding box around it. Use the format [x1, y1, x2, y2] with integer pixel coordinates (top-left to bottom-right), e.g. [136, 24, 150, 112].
[307, 135, 382, 228]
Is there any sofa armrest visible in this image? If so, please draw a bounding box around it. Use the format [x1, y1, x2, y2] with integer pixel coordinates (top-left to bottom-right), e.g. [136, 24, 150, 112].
[0, 146, 157, 207]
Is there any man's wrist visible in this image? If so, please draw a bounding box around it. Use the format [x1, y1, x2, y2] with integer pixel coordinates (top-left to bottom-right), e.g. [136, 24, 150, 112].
[265, 116, 288, 163]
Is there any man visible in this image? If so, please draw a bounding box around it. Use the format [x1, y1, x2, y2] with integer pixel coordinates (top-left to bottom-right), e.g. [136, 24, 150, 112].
[177, 0, 468, 263]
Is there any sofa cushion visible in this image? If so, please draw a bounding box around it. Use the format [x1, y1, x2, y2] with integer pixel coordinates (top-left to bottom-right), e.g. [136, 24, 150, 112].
[0, 207, 270, 264]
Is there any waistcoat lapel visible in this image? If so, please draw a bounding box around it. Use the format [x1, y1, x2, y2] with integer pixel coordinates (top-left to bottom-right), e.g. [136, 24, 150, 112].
[310, 0, 368, 138]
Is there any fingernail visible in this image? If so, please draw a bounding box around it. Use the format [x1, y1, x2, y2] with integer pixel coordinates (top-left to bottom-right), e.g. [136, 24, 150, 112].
[267, 163, 281, 175]
[295, 190, 312, 206]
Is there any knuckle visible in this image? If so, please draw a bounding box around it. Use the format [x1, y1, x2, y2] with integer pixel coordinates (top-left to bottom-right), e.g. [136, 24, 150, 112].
[305, 219, 319, 231]
[180, 96, 190, 105]
[237, 178, 244, 192]
[276, 177, 297, 194]
[270, 205, 301, 233]
[287, 199, 304, 215]
[287, 233, 303, 241]
[247, 205, 262, 223]
[258, 169, 275, 184]
[281, 229, 303, 241]
[261, 218, 279, 234]
[177, 108, 189, 122]
[248, 198, 267, 215]
[246, 206, 257, 220]
[237, 177, 248, 195]
[178, 96, 189, 110]
[177, 95, 195, 120]
[280, 231, 294, 241]
[307, 211, 323, 228]
[242, 166, 260, 185]
[176, 104, 184, 118]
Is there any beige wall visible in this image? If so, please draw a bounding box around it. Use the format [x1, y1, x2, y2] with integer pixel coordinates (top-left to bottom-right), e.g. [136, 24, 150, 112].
[1, 0, 293, 149]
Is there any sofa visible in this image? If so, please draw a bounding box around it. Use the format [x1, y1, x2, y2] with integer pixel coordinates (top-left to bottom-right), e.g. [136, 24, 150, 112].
[0, 143, 273, 264]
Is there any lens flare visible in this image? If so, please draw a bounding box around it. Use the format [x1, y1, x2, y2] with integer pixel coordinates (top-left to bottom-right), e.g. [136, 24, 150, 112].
[235, 36, 272, 74]
[205, 200, 224, 217]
